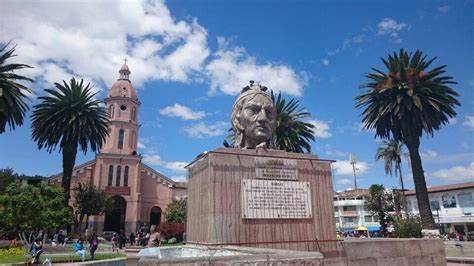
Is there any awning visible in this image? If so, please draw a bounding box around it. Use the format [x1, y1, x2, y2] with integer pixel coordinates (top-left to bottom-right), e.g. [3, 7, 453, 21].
[367, 226, 380, 232]
[355, 226, 368, 231]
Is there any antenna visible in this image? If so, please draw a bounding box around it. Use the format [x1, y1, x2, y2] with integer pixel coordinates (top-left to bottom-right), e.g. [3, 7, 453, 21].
[349, 153, 358, 190]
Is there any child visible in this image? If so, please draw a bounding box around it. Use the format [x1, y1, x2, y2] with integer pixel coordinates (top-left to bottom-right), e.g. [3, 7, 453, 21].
[30, 237, 43, 264]
[74, 238, 86, 262]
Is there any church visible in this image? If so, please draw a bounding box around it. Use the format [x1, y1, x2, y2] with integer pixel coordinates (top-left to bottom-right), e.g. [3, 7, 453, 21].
[49, 63, 187, 235]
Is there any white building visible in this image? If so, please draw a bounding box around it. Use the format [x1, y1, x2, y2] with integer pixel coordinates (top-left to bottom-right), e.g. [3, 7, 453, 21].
[405, 182, 474, 235]
[334, 188, 380, 232]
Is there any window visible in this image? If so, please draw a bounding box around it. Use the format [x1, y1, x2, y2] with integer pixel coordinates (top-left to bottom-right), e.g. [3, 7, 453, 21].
[365, 216, 373, 222]
[343, 217, 354, 223]
[109, 105, 114, 118]
[132, 107, 136, 121]
[442, 194, 457, 208]
[130, 131, 135, 148]
[108, 165, 113, 186]
[430, 200, 440, 210]
[116, 166, 121, 186]
[343, 206, 356, 212]
[334, 207, 339, 213]
[118, 129, 124, 149]
[124, 166, 129, 187]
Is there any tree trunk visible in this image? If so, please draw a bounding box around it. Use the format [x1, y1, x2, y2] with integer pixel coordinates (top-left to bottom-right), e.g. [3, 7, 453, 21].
[78, 213, 85, 234]
[62, 142, 78, 207]
[397, 163, 409, 216]
[405, 136, 437, 230]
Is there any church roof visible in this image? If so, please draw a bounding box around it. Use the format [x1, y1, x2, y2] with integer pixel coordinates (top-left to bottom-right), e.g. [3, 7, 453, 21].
[108, 79, 138, 100]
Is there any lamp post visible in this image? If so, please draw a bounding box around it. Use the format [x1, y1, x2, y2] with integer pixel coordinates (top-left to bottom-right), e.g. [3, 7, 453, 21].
[435, 207, 442, 234]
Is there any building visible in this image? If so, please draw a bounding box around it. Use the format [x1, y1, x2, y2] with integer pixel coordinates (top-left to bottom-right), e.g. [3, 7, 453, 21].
[334, 188, 380, 233]
[49, 63, 187, 234]
[405, 182, 474, 235]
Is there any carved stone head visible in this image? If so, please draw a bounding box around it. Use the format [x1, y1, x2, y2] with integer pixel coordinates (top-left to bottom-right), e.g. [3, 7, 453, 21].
[231, 82, 276, 149]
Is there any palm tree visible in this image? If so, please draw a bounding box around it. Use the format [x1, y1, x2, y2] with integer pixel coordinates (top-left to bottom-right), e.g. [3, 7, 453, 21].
[375, 139, 408, 215]
[224, 91, 315, 153]
[356, 49, 460, 230]
[271, 91, 315, 153]
[31, 78, 109, 206]
[0, 43, 33, 133]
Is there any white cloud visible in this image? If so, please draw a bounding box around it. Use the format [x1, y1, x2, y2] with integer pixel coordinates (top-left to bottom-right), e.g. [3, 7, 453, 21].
[137, 140, 146, 149]
[377, 18, 408, 42]
[308, 119, 332, 139]
[324, 144, 348, 158]
[448, 117, 457, 125]
[142, 154, 188, 172]
[327, 34, 365, 56]
[184, 121, 229, 138]
[170, 175, 187, 182]
[205, 38, 307, 96]
[336, 178, 353, 186]
[322, 59, 330, 66]
[332, 160, 369, 176]
[438, 5, 451, 13]
[160, 104, 206, 120]
[463, 115, 474, 129]
[420, 149, 438, 161]
[429, 162, 474, 182]
[0, 0, 209, 93]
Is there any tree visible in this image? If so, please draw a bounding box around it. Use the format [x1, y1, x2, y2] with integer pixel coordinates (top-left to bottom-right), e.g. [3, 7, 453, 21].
[164, 198, 187, 224]
[0, 168, 17, 193]
[375, 139, 408, 215]
[366, 184, 394, 233]
[0, 182, 72, 244]
[356, 49, 460, 230]
[0, 42, 33, 133]
[31, 78, 109, 206]
[224, 91, 315, 153]
[73, 183, 111, 233]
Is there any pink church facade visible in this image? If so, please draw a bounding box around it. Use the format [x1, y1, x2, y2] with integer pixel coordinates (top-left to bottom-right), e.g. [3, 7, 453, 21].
[50, 64, 186, 235]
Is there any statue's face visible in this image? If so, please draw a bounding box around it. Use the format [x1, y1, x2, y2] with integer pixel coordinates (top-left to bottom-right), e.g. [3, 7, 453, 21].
[240, 94, 276, 145]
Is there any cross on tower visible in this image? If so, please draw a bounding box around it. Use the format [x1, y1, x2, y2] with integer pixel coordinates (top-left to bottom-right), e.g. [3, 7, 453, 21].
[123, 58, 128, 64]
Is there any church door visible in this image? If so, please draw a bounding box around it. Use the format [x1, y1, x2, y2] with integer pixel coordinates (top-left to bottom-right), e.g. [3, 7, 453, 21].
[104, 195, 127, 233]
[149, 206, 162, 226]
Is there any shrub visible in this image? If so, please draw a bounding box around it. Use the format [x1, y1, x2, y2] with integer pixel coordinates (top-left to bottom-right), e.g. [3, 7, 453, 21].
[161, 239, 167, 245]
[394, 215, 422, 238]
[157, 223, 184, 241]
[167, 237, 177, 244]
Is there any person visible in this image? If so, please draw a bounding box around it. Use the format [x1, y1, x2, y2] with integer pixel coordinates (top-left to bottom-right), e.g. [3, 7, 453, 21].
[52, 231, 59, 247]
[111, 233, 118, 252]
[89, 232, 99, 261]
[129, 232, 135, 246]
[231, 81, 276, 149]
[147, 225, 161, 247]
[30, 237, 43, 264]
[75, 238, 86, 262]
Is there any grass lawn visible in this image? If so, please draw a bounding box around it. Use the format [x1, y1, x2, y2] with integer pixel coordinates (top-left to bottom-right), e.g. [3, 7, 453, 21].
[0, 252, 126, 264]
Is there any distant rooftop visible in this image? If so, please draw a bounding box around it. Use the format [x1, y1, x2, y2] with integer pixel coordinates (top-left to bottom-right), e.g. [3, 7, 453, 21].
[334, 188, 369, 198]
[405, 182, 474, 196]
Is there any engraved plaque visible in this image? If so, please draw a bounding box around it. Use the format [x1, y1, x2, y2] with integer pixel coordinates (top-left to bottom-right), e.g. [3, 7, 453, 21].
[241, 179, 312, 219]
[254, 157, 298, 180]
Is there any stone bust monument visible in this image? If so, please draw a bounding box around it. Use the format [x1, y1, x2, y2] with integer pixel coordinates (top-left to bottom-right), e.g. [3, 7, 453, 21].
[231, 81, 276, 149]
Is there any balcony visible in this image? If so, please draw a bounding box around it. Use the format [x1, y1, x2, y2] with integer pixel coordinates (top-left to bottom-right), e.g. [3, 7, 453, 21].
[334, 199, 366, 207]
[341, 210, 358, 216]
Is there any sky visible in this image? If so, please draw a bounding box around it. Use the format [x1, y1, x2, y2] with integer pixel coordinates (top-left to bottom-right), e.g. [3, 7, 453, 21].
[0, 0, 473, 191]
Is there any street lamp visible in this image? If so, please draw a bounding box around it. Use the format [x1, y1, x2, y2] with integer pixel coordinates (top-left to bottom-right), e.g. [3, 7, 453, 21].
[435, 207, 442, 234]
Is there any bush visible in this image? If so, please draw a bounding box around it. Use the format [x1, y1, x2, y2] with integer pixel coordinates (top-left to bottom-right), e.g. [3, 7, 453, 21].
[167, 237, 177, 244]
[0, 245, 23, 256]
[157, 223, 184, 241]
[394, 216, 422, 238]
[161, 239, 167, 245]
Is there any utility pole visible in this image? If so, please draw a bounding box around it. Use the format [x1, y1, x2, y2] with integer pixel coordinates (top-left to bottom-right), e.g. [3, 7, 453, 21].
[349, 153, 358, 190]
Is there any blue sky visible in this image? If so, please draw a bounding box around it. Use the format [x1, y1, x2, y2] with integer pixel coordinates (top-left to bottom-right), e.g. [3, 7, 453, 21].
[0, 0, 473, 191]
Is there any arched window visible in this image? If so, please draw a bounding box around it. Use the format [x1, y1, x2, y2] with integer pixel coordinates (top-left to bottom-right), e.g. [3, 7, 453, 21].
[116, 166, 121, 187]
[130, 131, 135, 149]
[108, 165, 114, 186]
[109, 105, 114, 118]
[124, 166, 129, 187]
[131, 107, 136, 121]
[118, 129, 124, 149]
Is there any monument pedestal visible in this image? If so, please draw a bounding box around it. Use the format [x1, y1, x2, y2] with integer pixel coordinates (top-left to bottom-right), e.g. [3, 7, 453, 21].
[186, 148, 336, 252]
